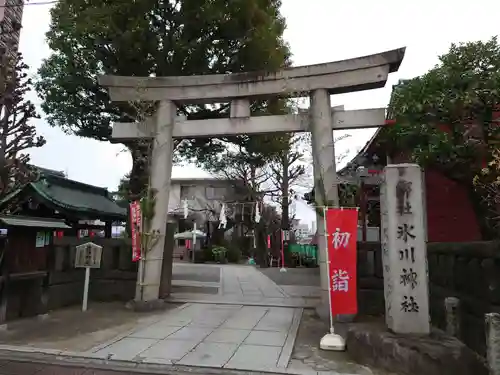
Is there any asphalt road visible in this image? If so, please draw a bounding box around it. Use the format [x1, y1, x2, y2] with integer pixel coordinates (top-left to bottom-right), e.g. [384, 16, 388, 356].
[0, 360, 128, 375]
[0, 359, 278, 375]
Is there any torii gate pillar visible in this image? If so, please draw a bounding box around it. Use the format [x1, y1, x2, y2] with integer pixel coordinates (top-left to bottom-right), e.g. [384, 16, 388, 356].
[310, 89, 340, 317]
[136, 100, 176, 302]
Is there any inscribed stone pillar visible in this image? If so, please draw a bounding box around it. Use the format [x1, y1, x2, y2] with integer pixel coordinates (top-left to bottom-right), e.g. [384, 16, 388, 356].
[139, 100, 176, 302]
[486, 312, 500, 375]
[309, 89, 340, 316]
[380, 164, 430, 334]
[444, 296, 461, 337]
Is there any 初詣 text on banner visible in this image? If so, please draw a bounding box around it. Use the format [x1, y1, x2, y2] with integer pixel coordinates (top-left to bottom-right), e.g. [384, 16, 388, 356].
[326, 208, 358, 315]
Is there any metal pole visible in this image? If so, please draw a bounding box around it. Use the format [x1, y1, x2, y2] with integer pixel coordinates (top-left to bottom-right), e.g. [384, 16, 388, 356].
[322, 207, 335, 333]
[192, 222, 197, 263]
[82, 267, 90, 312]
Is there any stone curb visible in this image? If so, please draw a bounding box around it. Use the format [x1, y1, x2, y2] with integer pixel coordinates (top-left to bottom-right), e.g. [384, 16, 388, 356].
[166, 298, 318, 309]
[0, 348, 274, 375]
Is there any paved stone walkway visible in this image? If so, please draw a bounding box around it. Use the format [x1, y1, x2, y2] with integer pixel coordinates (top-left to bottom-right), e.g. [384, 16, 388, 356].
[169, 263, 319, 308]
[86, 303, 302, 373]
[0, 265, 338, 374]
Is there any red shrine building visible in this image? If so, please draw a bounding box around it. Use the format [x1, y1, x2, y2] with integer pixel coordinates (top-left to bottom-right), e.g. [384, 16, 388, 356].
[341, 128, 482, 243]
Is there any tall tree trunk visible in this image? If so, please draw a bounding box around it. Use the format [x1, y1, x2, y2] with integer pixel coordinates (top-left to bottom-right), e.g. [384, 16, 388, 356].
[127, 142, 151, 201]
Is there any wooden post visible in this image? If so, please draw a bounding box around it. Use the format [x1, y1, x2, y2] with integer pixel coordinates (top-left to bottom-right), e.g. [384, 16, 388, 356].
[159, 222, 175, 298]
[104, 221, 112, 238]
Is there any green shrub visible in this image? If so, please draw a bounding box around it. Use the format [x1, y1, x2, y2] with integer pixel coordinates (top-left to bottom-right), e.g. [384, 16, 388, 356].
[212, 246, 227, 263]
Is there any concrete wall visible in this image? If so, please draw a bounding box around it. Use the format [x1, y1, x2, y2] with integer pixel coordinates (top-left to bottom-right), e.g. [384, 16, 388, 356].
[357, 241, 500, 357]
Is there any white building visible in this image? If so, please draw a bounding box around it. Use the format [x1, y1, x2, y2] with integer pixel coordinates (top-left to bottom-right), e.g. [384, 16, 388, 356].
[167, 177, 245, 259]
[293, 222, 311, 239]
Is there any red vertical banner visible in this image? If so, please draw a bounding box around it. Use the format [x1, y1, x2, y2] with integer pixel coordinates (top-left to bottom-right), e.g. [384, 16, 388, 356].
[325, 208, 358, 316]
[267, 235, 271, 249]
[130, 201, 142, 262]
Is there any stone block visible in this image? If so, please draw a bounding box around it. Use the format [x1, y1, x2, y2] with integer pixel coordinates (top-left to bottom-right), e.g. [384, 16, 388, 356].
[345, 322, 488, 375]
[486, 312, 500, 375]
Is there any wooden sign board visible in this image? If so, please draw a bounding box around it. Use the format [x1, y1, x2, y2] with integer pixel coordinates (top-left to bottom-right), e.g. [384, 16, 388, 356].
[75, 242, 102, 269]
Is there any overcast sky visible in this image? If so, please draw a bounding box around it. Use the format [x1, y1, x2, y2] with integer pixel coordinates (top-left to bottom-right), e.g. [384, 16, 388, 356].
[19, 0, 500, 227]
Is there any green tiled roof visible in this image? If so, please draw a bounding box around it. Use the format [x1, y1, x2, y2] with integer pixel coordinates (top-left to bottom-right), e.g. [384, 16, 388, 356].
[30, 171, 127, 221]
[0, 215, 71, 229]
[0, 169, 127, 221]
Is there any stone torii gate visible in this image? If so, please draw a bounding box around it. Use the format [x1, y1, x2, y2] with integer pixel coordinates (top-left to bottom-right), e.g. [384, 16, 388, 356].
[98, 48, 405, 311]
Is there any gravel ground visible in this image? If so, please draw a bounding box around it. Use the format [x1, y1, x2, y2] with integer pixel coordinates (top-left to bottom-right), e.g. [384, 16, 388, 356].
[0, 302, 178, 352]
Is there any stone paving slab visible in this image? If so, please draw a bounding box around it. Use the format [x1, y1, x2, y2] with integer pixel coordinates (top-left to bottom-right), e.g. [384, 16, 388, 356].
[244, 330, 288, 346]
[220, 266, 289, 299]
[204, 329, 250, 344]
[177, 342, 239, 367]
[139, 338, 199, 363]
[93, 337, 157, 361]
[85, 303, 303, 373]
[129, 324, 181, 340]
[225, 344, 283, 370]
